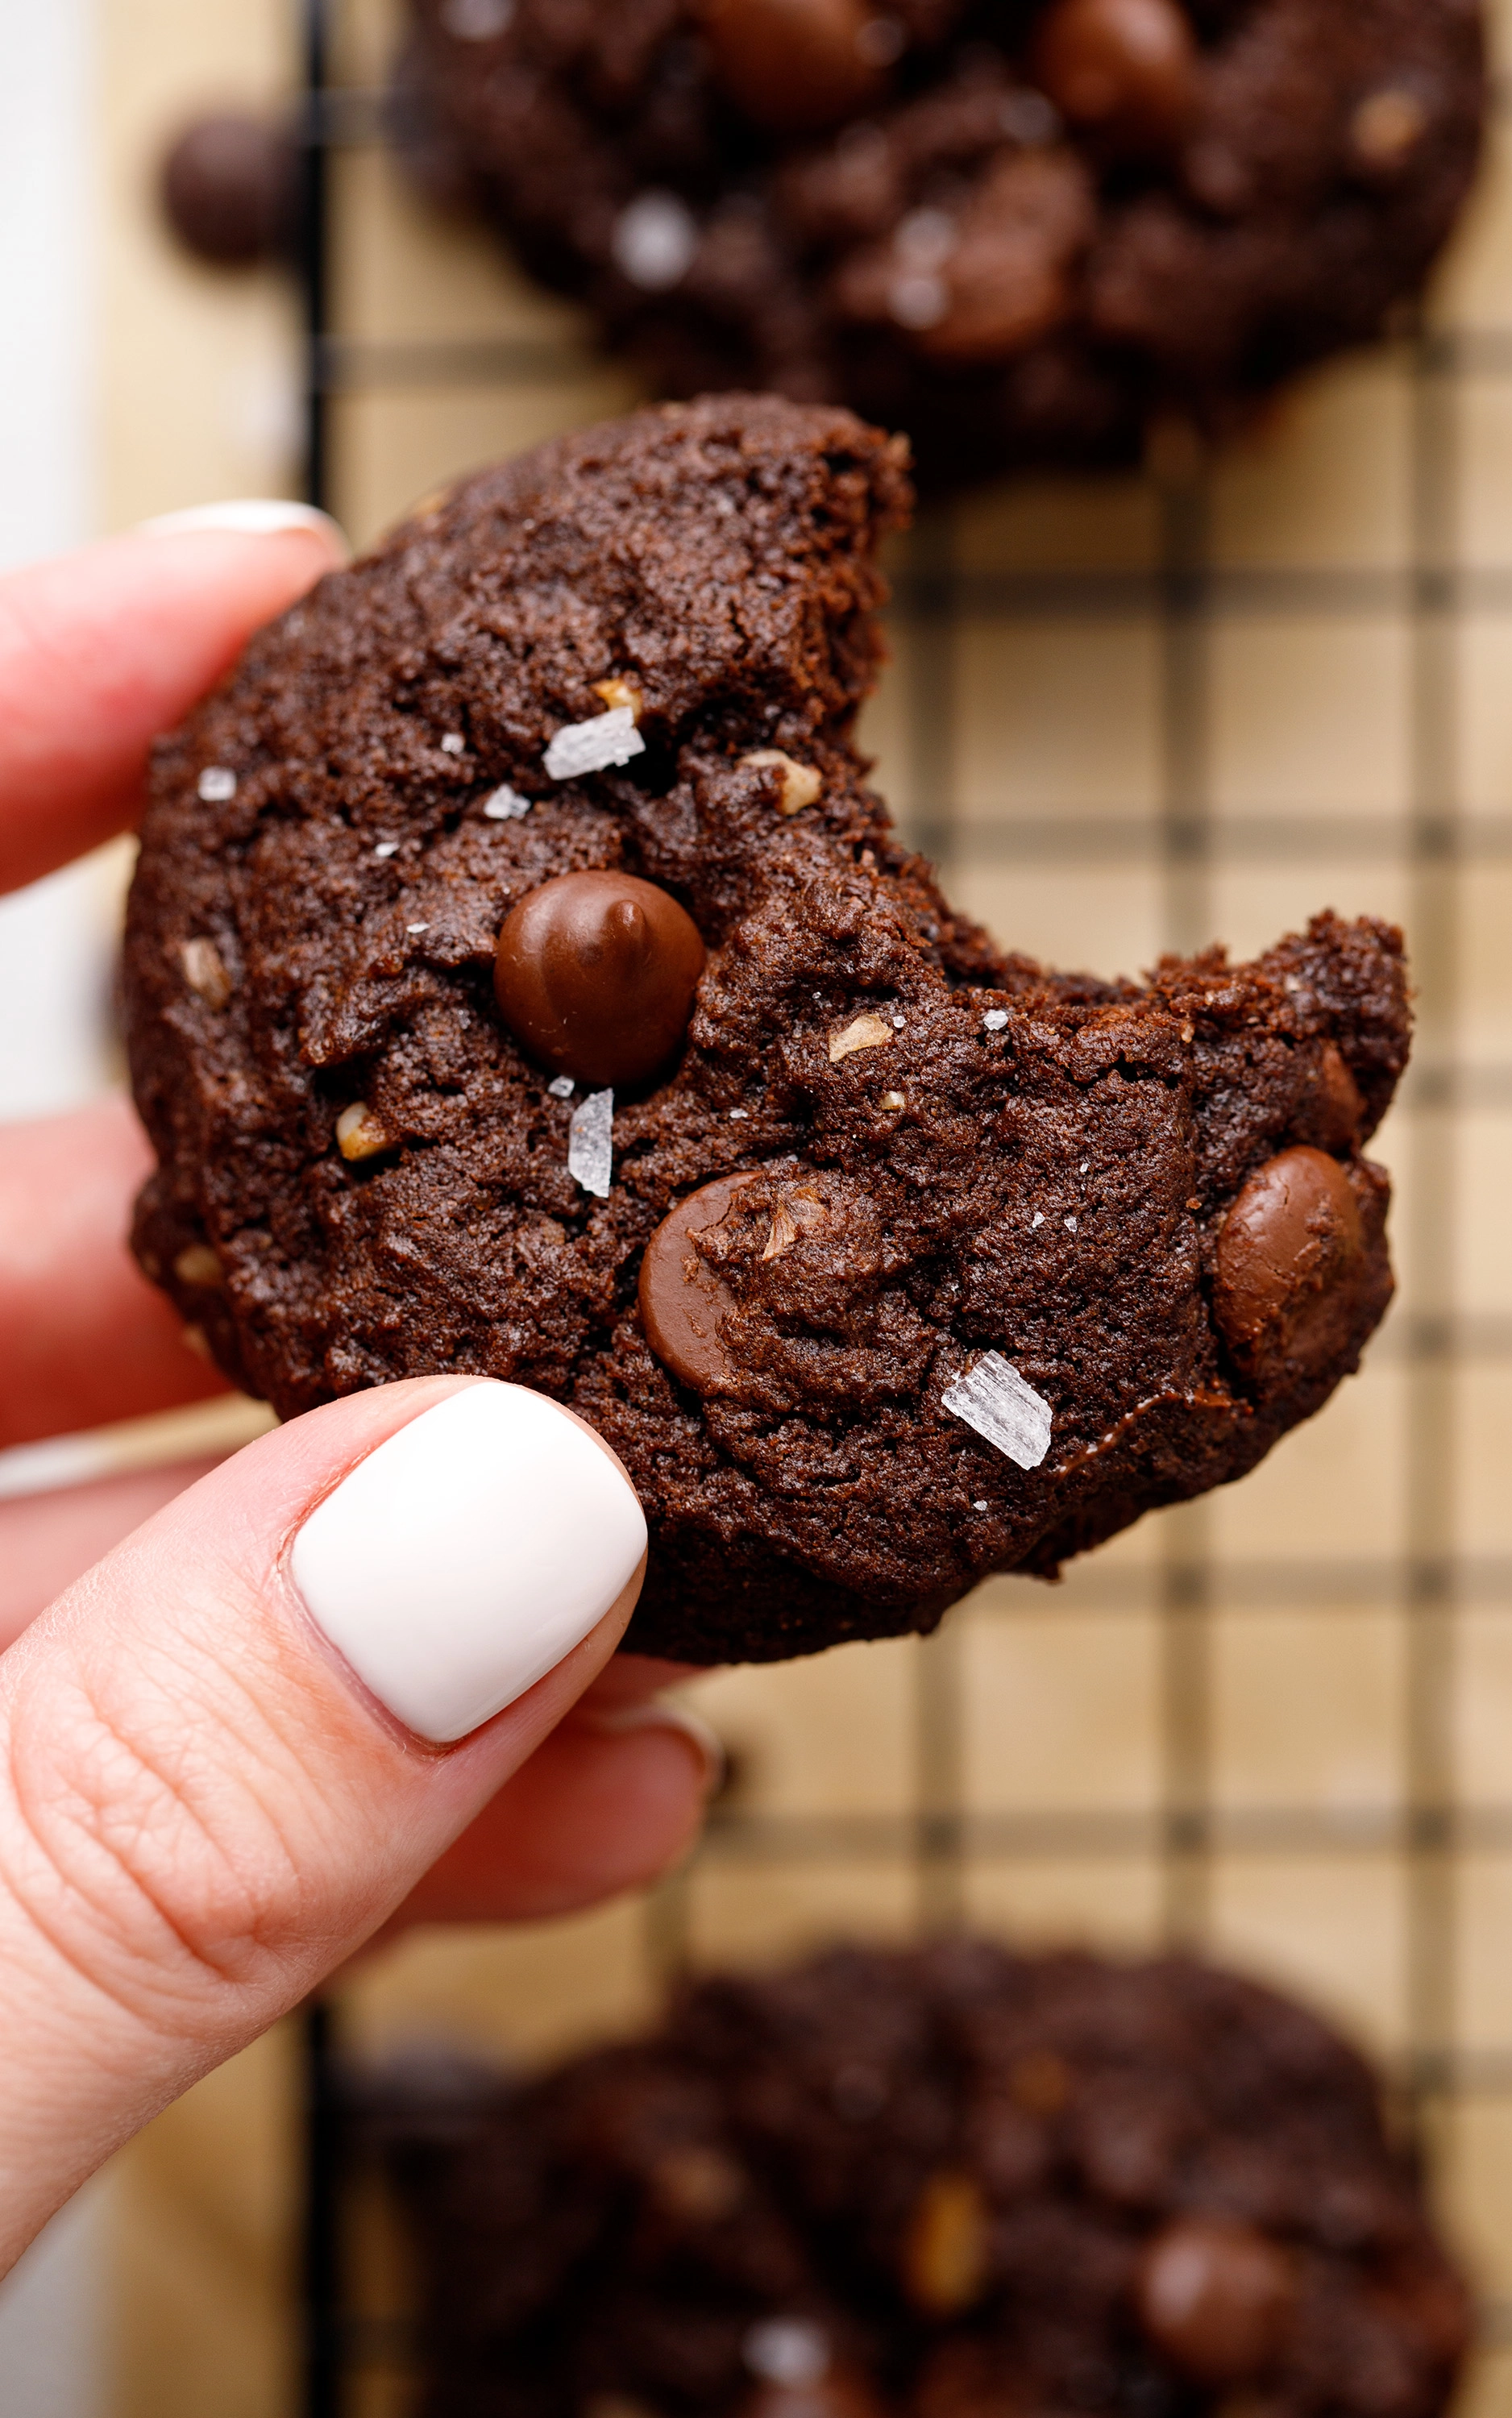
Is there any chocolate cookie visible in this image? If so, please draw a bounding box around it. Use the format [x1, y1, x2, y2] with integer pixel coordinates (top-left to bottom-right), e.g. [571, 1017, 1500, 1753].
[123, 394, 1410, 1666]
[393, 0, 1483, 483]
[389, 1939, 1471, 2418]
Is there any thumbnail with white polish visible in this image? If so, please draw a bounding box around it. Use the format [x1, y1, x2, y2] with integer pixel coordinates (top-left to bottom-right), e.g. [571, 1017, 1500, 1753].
[290, 1383, 647, 1743]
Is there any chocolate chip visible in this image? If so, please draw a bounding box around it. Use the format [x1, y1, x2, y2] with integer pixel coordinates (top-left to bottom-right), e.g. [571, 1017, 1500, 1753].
[902, 2171, 991, 2316]
[1137, 2216, 1292, 2383]
[160, 113, 300, 267]
[1213, 1145, 1373, 1386]
[1032, 0, 1197, 158]
[1292, 1042, 1365, 1153]
[494, 870, 705, 1088]
[745, 2375, 887, 2418]
[702, 0, 889, 136]
[639, 1170, 762, 1393]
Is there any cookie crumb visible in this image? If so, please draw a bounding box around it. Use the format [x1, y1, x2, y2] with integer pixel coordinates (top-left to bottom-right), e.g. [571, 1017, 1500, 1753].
[173, 1243, 223, 1289]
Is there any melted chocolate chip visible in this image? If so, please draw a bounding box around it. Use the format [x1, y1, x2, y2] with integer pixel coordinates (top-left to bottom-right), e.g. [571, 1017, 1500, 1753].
[1032, 0, 1197, 157]
[160, 113, 300, 267]
[1138, 2216, 1293, 2383]
[494, 870, 705, 1088]
[639, 1170, 762, 1393]
[1213, 1145, 1369, 1386]
[1293, 1041, 1365, 1153]
[702, 0, 889, 136]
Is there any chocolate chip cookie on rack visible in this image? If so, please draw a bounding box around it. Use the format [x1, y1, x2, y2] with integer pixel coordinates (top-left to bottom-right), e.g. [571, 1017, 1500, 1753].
[393, 0, 1484, 483]
[391, 1939, 1472, 2418]
[124, 393, 1410, 1664]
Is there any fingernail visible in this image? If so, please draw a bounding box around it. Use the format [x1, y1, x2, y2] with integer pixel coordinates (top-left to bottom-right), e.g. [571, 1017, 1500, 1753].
[290, 1384, 648, 1744]
[135, 498, 350, 556]
[586, 1697, 725, 1798]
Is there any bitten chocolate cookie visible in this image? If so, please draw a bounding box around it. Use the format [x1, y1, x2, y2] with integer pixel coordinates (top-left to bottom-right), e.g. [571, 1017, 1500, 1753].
[389, 1939, 1471, 2418]
[393, 0, 1483, 482]
[124, 394, 1410, 1666]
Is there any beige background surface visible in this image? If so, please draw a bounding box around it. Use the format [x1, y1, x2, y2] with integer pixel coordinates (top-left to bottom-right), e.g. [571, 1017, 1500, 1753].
[90, 2, 1512, 2412]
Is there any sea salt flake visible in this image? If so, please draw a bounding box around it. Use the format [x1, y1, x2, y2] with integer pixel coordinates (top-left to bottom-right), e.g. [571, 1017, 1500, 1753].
[483, 784, 531, 820]
[973, 1500, 988, 1513]
[613, 190, 698, 291]
[1079, 1161, 1089, 1174]
[891, 271, 947, 330]
[406, 921, 430, 934]
[892, 1015, 906, 1029]
[197, 767, 237, 803]
[943, 1352, 1053, 1472]
[743, 2320, 829, 2390]
[1065, 1215, 1078, 1231]
[568, 1088, 614, 1198]
[545, 704, 646, 781]
[1031, 1211, 1044, 1229]
[440, 732, 465, 755]
[548, 1074, 575, 1099]
[729, 1107, 749, 1120]
[374, 840, 399, 858]
[982, 1008, 1009, 1032]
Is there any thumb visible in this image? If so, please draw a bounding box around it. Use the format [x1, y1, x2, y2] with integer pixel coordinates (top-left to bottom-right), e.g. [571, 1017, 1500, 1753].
[0, 1377, 647, 2273]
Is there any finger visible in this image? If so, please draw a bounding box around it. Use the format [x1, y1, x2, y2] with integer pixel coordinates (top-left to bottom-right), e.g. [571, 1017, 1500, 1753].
[376, 1695, 721, 1934]
[0, 1096, 230, 1451]
[0, 508, 346, 897]
[0, 1459, 223, 1656]
[0, 1377, 655, 2272]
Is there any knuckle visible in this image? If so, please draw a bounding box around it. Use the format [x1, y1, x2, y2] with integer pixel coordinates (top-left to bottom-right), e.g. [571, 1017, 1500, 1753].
[0, 1653, 311, 2030]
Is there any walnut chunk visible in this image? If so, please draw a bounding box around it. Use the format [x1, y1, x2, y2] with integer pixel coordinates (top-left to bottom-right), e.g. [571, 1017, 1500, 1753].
[650, 2145, 746, 2222]
[741, 748, 823, 815]
[829, 1012, 894, 1063]
[180, 937, 232, 1008]
[879, 1090, 907, 1112]
[903, 2171, 990, 2316]
[1009, 2049, 1072, 2115]
[336, 1102, 395, 1161]
[762, 1182, 827, 1261]
[1352, 87, 1427, 168]
[173, 1243, 224, 1290]
[592, 675, 644, 720]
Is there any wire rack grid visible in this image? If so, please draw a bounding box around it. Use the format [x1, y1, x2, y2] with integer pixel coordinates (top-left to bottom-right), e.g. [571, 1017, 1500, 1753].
[288, 3, 1512, 2412]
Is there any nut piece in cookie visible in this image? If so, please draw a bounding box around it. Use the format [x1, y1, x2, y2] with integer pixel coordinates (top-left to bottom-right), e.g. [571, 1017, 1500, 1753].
[494, 870, 707, 1089]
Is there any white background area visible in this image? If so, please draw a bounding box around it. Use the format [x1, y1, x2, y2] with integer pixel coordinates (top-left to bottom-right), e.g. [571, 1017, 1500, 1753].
[0, 0, 112, 2406]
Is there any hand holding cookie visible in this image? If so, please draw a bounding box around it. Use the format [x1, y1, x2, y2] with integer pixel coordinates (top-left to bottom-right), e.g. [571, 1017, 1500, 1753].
[0, 514, 717, 2277]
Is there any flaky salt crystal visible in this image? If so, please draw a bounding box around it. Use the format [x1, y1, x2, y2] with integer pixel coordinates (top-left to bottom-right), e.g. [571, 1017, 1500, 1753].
[440, 733, 465, 755]
[613, 191, 697, 291]
[942, 1352, 1052, 1472]
[197, 767, 237, 803]
[743, 2320, 828, 2389]
[982, 1008, 1008, 1032]
[483, 784, 531, 820]
[544, 705, 646, 781]
[548, 1074, 575, 1099]
[568, 1088, 613, 1198]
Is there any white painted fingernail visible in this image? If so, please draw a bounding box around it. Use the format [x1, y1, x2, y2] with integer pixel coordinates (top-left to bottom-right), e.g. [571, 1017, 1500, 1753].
[136, 498, 349, 555]
[290, 1385, 647, 1744]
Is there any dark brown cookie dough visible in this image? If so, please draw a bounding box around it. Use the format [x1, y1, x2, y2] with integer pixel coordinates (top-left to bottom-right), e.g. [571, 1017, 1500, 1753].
[124, 393, 1410, 1665]
[388, 1939, 1471, 2418]
[392, 0, 1484, 484]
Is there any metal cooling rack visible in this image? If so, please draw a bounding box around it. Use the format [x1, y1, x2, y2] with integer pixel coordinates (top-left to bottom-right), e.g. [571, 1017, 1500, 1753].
[290, 2, 1512, 2407]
